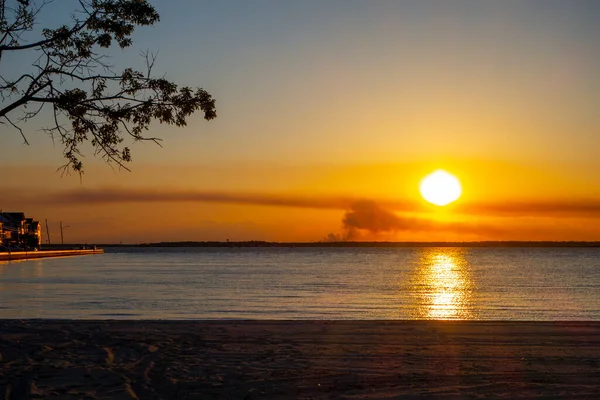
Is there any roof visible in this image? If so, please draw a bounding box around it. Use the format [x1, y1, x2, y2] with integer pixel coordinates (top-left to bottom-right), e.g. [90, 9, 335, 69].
[0, 212, 25, 224]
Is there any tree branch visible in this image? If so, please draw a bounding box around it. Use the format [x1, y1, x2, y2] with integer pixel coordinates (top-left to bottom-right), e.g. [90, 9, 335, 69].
[3, 114, 29, 144]
[0, 80, 51, 117]
[0, 0, 213, 174]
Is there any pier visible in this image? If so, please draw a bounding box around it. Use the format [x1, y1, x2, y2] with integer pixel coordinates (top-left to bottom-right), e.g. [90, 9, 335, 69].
[0, 249, 104, 262]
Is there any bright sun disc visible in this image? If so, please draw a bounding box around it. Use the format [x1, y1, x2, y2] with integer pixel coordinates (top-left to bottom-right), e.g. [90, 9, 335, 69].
[419, 170, 462, 206]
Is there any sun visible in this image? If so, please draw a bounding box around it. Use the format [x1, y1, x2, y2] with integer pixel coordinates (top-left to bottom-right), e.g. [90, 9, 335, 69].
[419, 170, 462, 206]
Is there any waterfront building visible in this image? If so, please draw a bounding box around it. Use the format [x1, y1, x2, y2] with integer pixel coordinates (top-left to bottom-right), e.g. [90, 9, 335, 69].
[0, 212, 42, 249]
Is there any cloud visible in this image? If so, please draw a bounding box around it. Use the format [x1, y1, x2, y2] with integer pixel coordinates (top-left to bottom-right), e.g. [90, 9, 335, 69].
[457, 201, 600, 218]
[8, 186, 600, 219]
[41, 187, 358, 209]
[18, 187, 414, 212]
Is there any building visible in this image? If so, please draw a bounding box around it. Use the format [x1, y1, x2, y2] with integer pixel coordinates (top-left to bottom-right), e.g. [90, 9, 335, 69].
[0, 212, 42, 249]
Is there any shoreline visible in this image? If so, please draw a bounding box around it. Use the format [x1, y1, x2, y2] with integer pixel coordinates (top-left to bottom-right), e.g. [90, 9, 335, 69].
[1, 320, 599, 398]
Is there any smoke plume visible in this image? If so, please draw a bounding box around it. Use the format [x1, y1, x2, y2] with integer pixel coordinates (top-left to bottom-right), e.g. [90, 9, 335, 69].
[342, 200, 432, 233]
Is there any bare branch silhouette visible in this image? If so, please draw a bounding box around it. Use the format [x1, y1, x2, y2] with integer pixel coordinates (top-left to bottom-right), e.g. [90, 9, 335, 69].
[0, 0, 216, 174]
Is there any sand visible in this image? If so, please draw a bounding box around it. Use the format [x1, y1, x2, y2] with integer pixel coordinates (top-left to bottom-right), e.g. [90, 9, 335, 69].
[1, 320, 599, 399]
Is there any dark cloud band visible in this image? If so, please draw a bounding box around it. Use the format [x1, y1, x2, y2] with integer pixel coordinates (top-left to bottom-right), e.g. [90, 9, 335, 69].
[9, 187, 600, 218]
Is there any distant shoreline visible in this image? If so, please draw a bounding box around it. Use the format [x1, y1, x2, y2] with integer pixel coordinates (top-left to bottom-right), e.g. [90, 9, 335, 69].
[91, 241, 600, 248]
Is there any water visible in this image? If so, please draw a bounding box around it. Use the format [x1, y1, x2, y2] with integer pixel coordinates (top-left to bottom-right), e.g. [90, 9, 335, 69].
[1, 247, 599, 320]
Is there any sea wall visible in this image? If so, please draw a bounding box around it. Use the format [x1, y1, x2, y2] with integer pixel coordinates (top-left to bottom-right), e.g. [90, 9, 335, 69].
[0, 249, 104, 261]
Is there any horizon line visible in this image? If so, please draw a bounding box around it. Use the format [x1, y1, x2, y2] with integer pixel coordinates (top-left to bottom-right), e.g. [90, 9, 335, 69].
[72, 240, 600, 248]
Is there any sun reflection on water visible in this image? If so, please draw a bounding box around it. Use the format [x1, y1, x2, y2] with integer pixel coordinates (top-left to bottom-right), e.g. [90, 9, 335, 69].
[410, 248, 473, 319]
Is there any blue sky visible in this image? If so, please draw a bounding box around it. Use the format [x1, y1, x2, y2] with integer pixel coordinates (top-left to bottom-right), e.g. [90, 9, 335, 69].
[3, 0, 600, 167]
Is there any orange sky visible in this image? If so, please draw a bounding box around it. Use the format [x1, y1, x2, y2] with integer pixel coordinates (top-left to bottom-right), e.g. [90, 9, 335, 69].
[2, 2, 600, 243]
[3, 158, 600, 243]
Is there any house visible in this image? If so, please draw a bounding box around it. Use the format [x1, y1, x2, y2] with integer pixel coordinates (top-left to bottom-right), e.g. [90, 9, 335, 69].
[23, 218, 42, 248]
[0, 212, 42, 249]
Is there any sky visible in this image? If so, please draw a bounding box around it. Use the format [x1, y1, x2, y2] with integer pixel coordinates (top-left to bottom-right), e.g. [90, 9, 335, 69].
[2, 0, 600, 243]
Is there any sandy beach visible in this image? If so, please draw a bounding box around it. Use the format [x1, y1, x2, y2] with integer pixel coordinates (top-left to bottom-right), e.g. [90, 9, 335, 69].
[1, 320, 599, 399]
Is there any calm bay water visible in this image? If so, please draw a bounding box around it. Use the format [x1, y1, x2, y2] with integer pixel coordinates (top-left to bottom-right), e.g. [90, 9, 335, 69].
[1, 247, 599, 320]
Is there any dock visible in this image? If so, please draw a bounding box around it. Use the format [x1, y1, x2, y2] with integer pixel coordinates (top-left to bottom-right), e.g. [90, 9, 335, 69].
[0, 249, 104, 262]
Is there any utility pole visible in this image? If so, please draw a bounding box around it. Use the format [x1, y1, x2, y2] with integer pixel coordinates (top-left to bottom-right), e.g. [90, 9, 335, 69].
[45, 219, 51, 246]
[60, 221, 70, 245]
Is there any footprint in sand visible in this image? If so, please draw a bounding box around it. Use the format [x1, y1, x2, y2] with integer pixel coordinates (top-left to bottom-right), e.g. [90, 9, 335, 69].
[104, 347, 115, 365]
